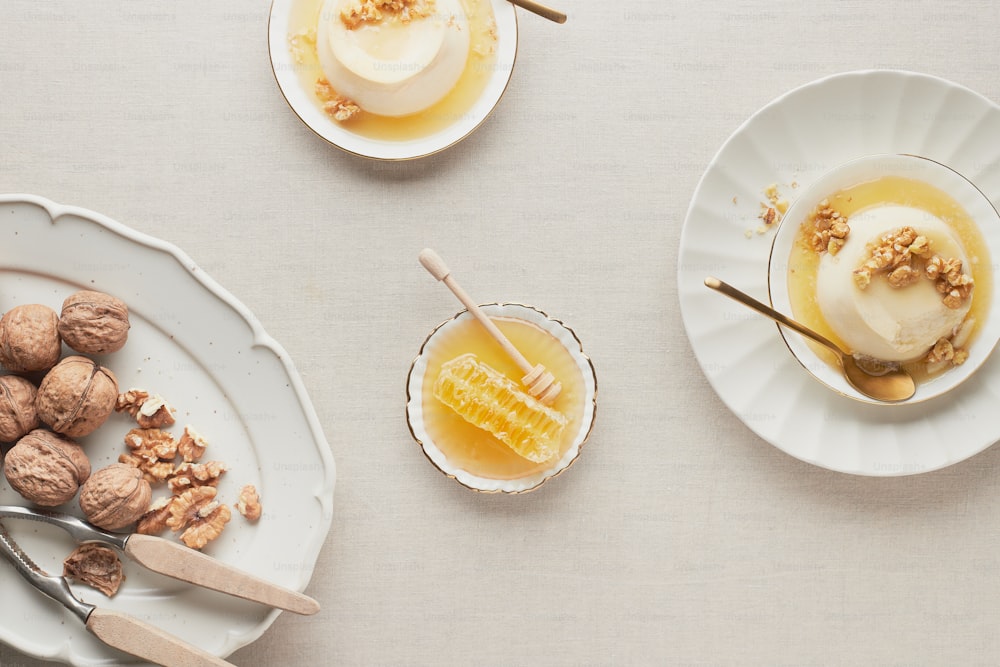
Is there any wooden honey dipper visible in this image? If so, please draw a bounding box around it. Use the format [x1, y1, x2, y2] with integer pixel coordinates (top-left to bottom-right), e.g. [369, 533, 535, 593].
[419, 248, 562, 404]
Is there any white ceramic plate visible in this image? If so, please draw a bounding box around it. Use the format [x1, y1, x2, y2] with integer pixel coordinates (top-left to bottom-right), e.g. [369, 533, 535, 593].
[406, 304, 597, 493]
[268, 0, 518, 160]
[0, 195, 335, 664]
[678, 70, 1000, 476]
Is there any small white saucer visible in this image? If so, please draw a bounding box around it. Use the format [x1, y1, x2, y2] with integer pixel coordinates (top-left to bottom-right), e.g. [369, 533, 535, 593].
[268, 0, 518, 160]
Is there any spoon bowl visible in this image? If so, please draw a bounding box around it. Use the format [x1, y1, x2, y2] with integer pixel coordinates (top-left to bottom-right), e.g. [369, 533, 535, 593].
[704, 277, 916, 403]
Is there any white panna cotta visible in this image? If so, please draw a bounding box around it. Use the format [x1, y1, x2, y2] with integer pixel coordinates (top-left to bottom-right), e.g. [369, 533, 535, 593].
[316, 0, 471, 117]
[816, 205, 972, 362]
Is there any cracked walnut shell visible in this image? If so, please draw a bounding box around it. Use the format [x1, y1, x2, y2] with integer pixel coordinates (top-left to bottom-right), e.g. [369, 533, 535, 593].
[4, 429, 91, 506]
[79, 462, 152, 530]
[63, 543, 124, 597]
[0, 304, 61, 373]
[36, 356, 119, 438]
[57, 290, 130, 355]
[0, 374, 40, 442]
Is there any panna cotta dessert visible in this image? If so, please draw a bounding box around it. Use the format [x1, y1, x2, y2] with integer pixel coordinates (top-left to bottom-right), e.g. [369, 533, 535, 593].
[815, 205, 972, 363]
[781, 166, 994, 391]
[316, 0, 471, 118]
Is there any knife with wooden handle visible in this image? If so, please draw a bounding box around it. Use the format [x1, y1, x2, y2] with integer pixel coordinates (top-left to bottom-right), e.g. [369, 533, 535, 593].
[124, 534, 320, 615]
[87, 609, 235, 666]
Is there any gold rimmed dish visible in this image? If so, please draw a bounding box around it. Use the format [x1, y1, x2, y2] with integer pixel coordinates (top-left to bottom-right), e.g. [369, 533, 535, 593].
[268, 0, 518, 161]
[406, 303, 596, 493]
[767, 153, 1000, 404]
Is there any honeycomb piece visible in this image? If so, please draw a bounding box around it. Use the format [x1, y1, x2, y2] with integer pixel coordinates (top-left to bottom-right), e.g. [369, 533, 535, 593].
[433, 354, 568, 463]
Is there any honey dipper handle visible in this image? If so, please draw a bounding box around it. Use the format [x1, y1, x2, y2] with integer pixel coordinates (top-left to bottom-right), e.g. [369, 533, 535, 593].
[419, 249, 534, 375]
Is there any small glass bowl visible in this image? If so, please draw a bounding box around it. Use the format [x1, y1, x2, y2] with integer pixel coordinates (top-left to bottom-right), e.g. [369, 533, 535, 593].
[406, 303, 597, 493]
[768, 153, 1000, 404]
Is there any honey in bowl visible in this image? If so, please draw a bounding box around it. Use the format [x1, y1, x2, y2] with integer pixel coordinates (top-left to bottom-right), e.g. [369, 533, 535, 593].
[419, 313, 587, 480]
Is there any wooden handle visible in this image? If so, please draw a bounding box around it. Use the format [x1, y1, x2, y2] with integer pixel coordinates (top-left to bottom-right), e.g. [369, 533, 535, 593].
[419, 249, 534, 375]
[125, 534, 320, 615]
[509, 0, 567, 23]
[87, 608, 234, 666]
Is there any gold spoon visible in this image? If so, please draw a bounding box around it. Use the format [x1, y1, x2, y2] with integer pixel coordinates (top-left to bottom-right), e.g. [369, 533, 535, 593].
[704, 277, 916, 403]
[510, 0, 567, 23]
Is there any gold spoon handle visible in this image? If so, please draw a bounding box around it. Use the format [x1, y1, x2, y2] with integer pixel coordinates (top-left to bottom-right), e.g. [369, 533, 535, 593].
[509, 0, 567, 23]
[704, 277, 843, 356]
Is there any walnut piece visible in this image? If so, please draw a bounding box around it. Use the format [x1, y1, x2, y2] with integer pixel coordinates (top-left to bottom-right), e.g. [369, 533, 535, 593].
[0, 374, 39, 442]
[79, 463, 152, 530]
[63, 543, 124, 597]
[119, 428, 178, 483]
[4, 429, 91, 506]
[805, 200, 851, 256]
[36, 356, 119, 438]
[167, 461, 226, 495]
[57, 290, 130, 355]
[177, 425, 207, 463]
[167, 486, 231, 549]
[315, 78, 361, 122]
[236, 485, 262, 521]
[137, 496, 175, 535]
[0, 304, 61, 373]
[116, 389, 176, 429]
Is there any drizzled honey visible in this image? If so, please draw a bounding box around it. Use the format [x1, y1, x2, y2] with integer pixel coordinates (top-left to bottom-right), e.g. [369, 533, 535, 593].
[420, 315, 586, 480]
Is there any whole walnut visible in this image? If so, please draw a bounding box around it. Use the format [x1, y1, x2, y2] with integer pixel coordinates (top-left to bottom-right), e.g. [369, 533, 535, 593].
[0, 304, 61, 373]
[79, 462, 152, 530]
[4, 429, 91, 506]
[36, 356, 119, 438]
[0, 374, 39, 442]
[58, 290, 130, 355]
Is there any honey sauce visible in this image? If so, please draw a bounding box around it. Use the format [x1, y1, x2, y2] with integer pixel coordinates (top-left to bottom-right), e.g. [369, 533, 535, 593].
[420, 315, 587, 480]
[786, 175, 993, 383]
[288, 0, 500, 142]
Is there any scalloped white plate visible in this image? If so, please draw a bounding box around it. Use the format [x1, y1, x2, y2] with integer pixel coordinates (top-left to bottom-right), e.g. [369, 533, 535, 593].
[0, 195, 335, 665]
[268, 0, 518, 161]
[678, 70, 1000, 476]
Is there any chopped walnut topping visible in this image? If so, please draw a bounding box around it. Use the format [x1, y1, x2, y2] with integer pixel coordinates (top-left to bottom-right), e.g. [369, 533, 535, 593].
[116, 389, 176, 429]
[807, 199, 850, 254]
[63, 544, 124, 597]
[315, 78, 362, 122]
[887, 265, 921, 288]
[236, 485, 262, 522]
[851, 227, 974, 308]
[340, 0, 435, 28]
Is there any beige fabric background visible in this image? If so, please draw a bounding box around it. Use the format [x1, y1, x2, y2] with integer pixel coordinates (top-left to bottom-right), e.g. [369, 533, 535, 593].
[3, 1, 1000, 665]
